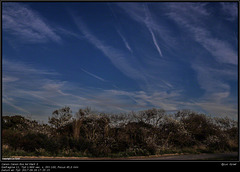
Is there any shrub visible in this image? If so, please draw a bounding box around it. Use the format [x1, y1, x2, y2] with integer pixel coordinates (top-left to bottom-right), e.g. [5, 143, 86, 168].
[19, 133, 48, 152]
[44, 137, 60, 155]
[2, 108, 238, 157]
[2, 116, 28, 130]
[2, 130, 23, 151]
[181, 113, 218, 142]
[158, 116, 194, 148]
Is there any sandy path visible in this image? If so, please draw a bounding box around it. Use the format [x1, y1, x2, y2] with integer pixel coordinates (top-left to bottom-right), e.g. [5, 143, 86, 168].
[4, 152, 238, 161]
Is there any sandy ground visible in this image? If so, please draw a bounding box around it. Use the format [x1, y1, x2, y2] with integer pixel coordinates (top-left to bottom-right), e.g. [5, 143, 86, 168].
[3, 152, 238, 161]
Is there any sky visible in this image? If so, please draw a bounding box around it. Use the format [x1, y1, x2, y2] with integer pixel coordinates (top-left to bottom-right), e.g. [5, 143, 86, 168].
[2, 2, 238, 122]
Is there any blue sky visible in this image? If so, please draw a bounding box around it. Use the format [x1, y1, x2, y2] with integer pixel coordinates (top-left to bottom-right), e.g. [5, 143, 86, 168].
[2, 2, 238, 122]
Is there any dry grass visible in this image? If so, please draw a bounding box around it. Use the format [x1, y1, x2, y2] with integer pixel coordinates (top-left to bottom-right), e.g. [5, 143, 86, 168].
[2, 145, 9, 150]
[10, 153, 184, 160]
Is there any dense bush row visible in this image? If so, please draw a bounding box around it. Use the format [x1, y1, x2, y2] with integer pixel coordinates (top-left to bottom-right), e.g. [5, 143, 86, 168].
[2, 107, 238, 157]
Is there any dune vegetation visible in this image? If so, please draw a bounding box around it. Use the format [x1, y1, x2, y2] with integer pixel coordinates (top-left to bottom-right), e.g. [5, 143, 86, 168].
[2, 107, 238, 158]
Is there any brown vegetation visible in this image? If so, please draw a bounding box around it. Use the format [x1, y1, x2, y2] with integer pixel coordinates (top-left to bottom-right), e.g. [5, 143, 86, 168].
[2, 107, 238, 157]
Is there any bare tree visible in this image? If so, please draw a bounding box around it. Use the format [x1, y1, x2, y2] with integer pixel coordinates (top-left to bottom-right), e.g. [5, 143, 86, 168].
[48, 106, 72, 129]
[133, 108, 165, 127]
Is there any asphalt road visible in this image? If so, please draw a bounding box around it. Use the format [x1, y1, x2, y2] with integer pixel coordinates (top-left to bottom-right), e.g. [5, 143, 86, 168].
[130, 152, 238, 160]
[5, 152, 238, 161]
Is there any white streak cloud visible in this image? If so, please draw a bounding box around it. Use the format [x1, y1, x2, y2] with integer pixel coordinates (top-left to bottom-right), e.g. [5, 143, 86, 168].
[117, 29, 132, 53]
[143, 5, 163, 57]
[118, 3, 163, 57]
[72, 16, 145, 81]
[81, 68, 106, 82]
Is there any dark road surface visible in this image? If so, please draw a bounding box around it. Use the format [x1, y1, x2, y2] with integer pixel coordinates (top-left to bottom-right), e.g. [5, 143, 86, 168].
[4, 152, 238, 161]
[130, 152, 238, 160]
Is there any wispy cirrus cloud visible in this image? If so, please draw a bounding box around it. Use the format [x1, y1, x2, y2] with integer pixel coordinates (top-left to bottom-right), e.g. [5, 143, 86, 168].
[72, 15, 182, 99]
[3, 56, 237, 120]
[166, 2, 237, 65]
[2, 3, 61, 43]
[54, 26, 83, 39]
[72, 16, 146, 82]
[3, 59, 60, 76]
[3, 96, 31, 114]
[2, 56, 188, 120]
[194, 101, 237, 118]
[81, 68, 106, 82]
[190, 59, 237, 118]
[2, 59, 64, 119]
[117, 3, 163, 57]
[143, 5, 163, 57]
[2, 76, 19, 83]
[70, 7, 203, 113]
[103, 89, 182, 111]
[220, 2, 238, 21]
[116, 29, 132, 53]
[195, 31, 237, 65]
[71, 8, 179, 94]
[2, 58, 141, 121]
[162, 3, 238, 118]
[2, 3, 237, 120]
[192, 63, 231, 100]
